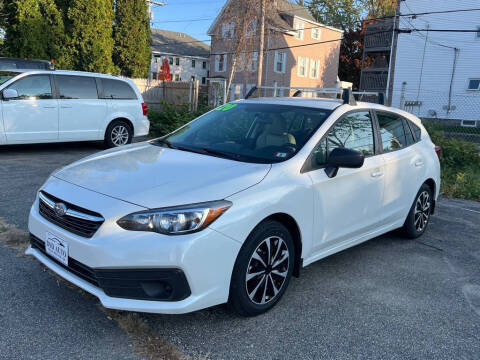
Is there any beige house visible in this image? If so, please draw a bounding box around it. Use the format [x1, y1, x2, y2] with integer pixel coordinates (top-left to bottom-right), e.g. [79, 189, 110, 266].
[207, 0, 343, 101]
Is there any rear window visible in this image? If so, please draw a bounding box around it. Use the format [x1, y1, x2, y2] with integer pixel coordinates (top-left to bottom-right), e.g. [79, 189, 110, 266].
[408, 121, 422, 141]
[56, 75, 98, 99]
[102, 79, 137, 100]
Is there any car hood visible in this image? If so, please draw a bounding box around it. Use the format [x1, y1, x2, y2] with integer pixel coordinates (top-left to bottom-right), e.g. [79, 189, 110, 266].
[53, 142, 271, 208]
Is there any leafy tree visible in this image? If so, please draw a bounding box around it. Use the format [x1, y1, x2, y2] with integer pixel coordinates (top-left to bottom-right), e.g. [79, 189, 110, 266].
[296, 0, 364, 30]
[363, 0, 396, 18]
[39, 0, 66, 65]
[3, 0, 48, 58]
[66, 0, 116, 73]
[338, 28, 365, 89]
[113, 0, 152, 78]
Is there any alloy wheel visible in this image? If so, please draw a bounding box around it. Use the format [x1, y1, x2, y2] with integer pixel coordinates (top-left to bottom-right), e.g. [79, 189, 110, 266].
[414, 190, 431, 232]
[245, 236, 289, 305]
[111, 125, 130, 146]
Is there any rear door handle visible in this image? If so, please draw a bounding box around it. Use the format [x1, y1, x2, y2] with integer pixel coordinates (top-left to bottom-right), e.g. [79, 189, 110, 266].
[415, 160, 424, 167]
[60, 105, 73, 109]
[371, 170, 383, 178]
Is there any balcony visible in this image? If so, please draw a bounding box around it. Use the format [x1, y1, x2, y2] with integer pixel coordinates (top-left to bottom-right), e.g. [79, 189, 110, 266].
[360, 71, 388, 92]
[364, 19, 394, 51]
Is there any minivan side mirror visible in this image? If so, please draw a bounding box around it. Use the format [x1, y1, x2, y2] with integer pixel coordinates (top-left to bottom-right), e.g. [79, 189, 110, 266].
[3, 89, 18, 100]
[325, 147, 365, 178]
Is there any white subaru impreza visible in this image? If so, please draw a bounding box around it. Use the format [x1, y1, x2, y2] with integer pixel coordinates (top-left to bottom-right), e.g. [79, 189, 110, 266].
[27, 94, 441, 316]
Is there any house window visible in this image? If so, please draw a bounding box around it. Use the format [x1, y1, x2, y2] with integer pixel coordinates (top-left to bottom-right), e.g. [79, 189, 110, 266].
[297, 56, 308, 77]
[221, 23, 235, 39]
[202, 61, 207, 69]
[274, 51, 286, 73]
[192, 59, 196, 68]
[202, 77, 206, 85]
[175, 57, 180, 66]
[249, 52, 258, 72]
[295, 21, 304, 40]
[215, 54, 227, 72]
[246, 20, 257, 37]
[467, 79, 480, 90]
[310, 59, 320, 79]
[168, 57, 173, 65]
[311, 28, 321, 40]
[174, 74, 180, 81]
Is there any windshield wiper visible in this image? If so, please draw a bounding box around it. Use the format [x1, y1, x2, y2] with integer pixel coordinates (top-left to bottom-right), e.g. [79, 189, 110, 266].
[201, 148, 251, 162]
[153, 138, 176, 149]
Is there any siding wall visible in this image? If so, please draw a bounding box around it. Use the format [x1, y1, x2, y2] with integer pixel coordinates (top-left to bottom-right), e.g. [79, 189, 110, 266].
[151, 53, 209, 83]
[391, 0, 480, 124]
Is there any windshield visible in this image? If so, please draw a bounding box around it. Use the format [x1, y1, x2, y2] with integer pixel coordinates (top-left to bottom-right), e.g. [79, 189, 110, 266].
[0, 71, 20, 86]
[154, 103, 333, 163]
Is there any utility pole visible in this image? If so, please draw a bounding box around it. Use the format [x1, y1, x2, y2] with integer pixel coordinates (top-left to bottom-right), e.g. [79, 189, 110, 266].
[146, 0, 166, 22]
[256, 0, 266, 87]
[385, 0, 402, 106]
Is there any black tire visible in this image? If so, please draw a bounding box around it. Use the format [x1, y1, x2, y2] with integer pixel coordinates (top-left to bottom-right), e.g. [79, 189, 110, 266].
[229, 220, 295, 317]
[104, 120, 133, 148]
[402, 183, 433, 239]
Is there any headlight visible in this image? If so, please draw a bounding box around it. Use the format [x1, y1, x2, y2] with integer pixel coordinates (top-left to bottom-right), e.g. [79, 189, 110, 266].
[117, 200, 232, 235]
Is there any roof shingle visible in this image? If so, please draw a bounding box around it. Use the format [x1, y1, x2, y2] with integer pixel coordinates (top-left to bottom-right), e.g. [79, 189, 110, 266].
[151, 29, 210, 58]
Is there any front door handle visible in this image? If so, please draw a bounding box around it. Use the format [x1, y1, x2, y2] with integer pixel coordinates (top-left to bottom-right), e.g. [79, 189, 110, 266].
[60, 105, 73, 109]
[371, 170, 383, 178]
[43, 106, 56, 109]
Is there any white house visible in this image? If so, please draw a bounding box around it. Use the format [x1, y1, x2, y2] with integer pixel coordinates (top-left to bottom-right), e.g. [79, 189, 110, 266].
[150, 29, 210, 84]
[391, 0, 480, 127]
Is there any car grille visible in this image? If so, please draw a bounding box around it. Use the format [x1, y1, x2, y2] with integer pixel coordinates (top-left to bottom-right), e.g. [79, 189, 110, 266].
[30, 234, 191, 302]
[38, 191, 104, 238]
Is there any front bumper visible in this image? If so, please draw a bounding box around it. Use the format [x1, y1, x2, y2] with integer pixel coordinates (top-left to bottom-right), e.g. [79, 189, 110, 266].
[27, 178, 241, 314]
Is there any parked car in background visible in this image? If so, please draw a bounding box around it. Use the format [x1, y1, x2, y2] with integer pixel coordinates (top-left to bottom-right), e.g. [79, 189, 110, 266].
[0, 57, 54, 70]
[26, 90, 441, 316]
[0, 70, 149, 147]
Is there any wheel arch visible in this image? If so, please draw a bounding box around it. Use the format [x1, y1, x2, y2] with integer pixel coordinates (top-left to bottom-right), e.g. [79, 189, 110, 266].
[423, 178, 437, 214]
[104, 117, 134, 138]
[259, 213, 303, 278]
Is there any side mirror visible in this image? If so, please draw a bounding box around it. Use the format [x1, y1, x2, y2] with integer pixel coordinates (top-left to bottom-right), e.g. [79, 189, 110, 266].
[3, 88, 18, 100]
[325, 147, 365, 178]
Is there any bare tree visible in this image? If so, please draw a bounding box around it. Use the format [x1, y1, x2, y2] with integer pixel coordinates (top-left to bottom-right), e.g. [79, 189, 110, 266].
[215, 0, 283, 100]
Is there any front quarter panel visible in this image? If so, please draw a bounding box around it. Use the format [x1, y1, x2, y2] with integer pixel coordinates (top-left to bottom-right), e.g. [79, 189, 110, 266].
[209, 164, 315, 260]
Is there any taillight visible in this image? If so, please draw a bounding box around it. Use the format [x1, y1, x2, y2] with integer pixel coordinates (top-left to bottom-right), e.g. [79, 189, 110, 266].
[141, 102, 148, 116]
[434, 145, 442, 159]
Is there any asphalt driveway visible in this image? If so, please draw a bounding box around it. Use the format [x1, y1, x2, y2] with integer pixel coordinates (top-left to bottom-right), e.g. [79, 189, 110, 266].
[1, 141, 479, 359]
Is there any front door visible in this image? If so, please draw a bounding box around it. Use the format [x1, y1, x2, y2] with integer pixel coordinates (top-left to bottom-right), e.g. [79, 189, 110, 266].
[2, 75, 58, 143]
[306, 110, 386, 252]
[55, 75, 106, 141]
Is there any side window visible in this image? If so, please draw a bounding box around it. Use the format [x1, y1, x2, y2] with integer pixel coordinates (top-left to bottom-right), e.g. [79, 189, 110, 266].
[7, 75, 52, 100]
[56, 75, 98, 99]
[408, 120, 422, 141]
[102, 79, 137, 100]
[310, 111, 375, 169]
[403, 118, 415, 145]
[377, 112, 408, 152]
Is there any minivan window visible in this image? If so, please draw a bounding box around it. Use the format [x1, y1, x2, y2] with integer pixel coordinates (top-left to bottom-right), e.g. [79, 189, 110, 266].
[102, 79, 137, 100]
[0, 71, 21, 85]
[7, 75, 52, 100]
[377, 112, 408, 152]
[157, 103, 332, 163]
[56, 75, 98, 99]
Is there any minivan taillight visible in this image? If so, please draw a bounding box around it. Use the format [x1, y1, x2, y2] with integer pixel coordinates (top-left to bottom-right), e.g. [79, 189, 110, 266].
[434, 145, 442, 159]
[142, 102, 148, 116]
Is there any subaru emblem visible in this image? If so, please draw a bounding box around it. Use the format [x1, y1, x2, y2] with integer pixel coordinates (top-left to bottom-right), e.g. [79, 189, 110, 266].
[54, 203, 67, 217]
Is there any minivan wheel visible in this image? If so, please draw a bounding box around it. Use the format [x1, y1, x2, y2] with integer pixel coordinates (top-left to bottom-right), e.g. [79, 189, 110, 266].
[105, 120, 133, 148]
[229, 220, 294, 317]
[402, 184, 433, 239]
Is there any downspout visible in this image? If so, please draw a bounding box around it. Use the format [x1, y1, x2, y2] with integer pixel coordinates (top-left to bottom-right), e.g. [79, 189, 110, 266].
[447, 48, 459, 115]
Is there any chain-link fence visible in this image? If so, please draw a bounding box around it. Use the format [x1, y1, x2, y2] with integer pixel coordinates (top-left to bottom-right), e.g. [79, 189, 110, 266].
[392, 89, 480, 143]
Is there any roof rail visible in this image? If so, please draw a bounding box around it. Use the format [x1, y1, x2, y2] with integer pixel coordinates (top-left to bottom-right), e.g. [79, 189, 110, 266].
[244, 86, 362, 106]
